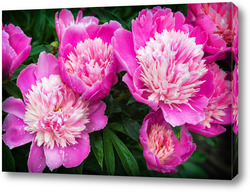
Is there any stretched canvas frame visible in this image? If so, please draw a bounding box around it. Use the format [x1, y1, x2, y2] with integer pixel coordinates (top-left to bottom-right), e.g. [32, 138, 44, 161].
[2, 2, 238, 180]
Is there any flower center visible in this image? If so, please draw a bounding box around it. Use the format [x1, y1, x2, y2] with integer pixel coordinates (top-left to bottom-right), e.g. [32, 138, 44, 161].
[65, 38, 114, 86]
[24, 75, 90, 149]
[148, 124, 175, 164]
[137, 29, 207, 108]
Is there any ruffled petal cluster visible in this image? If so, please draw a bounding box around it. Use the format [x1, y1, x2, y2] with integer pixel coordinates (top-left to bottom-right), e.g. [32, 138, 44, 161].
[186, 63, 232, 137]
[2, 52, 108, 172]
[2, 24, 31, 79]
[113, 7, 214, 127]
[187, 3, 238, 63]
[139, 110, 196, 173]
[57, 9, 122, 100]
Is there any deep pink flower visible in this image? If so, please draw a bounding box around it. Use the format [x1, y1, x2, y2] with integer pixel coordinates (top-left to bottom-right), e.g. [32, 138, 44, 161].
[139, 110, 196, 173]
[187, 3, 238, 63]
[113, 7, 214, 127]
[55, 9, 98, 42]
[186, 63, 232, 137]
[232, 64, 238, 134]
[57, 9, 122, 100]
[2, 24, 31, 79]
[2, 52, 108, 172]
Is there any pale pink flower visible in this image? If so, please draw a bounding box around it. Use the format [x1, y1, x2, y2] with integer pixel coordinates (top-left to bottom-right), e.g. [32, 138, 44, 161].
[113, 7, 214, 127]
[2, 24, 31, 79]
[186, 63, 232, 137]
[2, 52, 107, 172]
[139, 110, 196, 173]
[57, 9, 122, 100]
[232, 64, 238, 134]
[187, 3, 238, 63]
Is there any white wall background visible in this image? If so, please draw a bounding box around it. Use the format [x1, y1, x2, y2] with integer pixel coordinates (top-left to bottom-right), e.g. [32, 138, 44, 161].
[0, 0, 249, 191]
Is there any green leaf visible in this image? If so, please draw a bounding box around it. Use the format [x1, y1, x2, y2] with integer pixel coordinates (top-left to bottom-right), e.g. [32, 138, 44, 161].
[103, 128, 115, 175]
[90, 131, 104, 169]
[188, 150, 206, 163]
[108, 122, 127, 135]
[109, 129, 140, 176]
[104, 94, 114, 117]
[32, 10, 46, 41]
[203, 136, 218, 147]
[3, 81, 23, 99]
[2, 142, 16, 172]
[172, 126, 182, 143]
[73, 161, 84, 174]
[30, 44, 51, 56]
[91, 8, 130, 30]
[11, 64, 28, 80]
[179, 162, 209, 179]
[122, 116, 140, 141]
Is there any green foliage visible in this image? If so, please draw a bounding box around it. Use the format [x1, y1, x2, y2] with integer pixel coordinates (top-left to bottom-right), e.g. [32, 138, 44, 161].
[3, 80, 23, 100]
[2, 142, 16, 172]
[90, 131, 104, 169]
[103, 128, 115, 175]
[172, 126, 182, 143]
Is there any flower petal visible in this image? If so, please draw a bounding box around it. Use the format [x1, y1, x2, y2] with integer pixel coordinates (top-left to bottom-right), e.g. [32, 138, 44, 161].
[187, 123, 226, 137]
[17, 64, 37, 98]
[28, 142, 46, 173]
[85, 101, 107, 133]
[63, 131, 90, 168]
[36, 52, 60, 80]
[112, 28, 138, 75]
[43, 145, 64, 171]
[3, 114, 33, 149]
[2, 97, 26, 119]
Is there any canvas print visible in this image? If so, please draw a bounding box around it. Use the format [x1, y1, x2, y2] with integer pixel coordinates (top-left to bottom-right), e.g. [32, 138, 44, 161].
[2, 2, 238, 179]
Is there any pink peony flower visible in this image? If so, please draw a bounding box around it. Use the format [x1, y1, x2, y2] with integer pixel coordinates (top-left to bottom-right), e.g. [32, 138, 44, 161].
[113, 7, 214, 127]
[139, 110, 196, 173]
[187, 3, 238, 63]
[2, 24, 31, 79]
[2, 52, 108, 172]
[57, 9, 122, 100]
[186, 63, 232, 137]
[55, 9, 98, 42]
[232, 64, 238, 134]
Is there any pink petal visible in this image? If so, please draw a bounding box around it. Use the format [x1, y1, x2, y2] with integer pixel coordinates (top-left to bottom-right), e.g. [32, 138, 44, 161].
[112, 28, 138, 76]
[123, 73, 158, 110]
[174, 12, 186, 31]
[96, 21, 121, 44]
[17, 64, 37, 98]
[63, 131, 90, 168]
[160, 102, 205, 127]
[8, 33, 31, 55]
[28, 142, 46, 173]
[3, 114, 33, 149]
[132, 10, 154, 50]
[9, 45, 31, 76]
[78, 16, 99, 26]
[187, 123, 226, 137]
[189, 26, 208, 45]
[43, 145, 64, 171]
[36, 52, 60, 79]
[198, 69, 215, 99]
[59, 25, 89, 56]
[2, 97, 26, 119]
[85, 101, 107, 133]
[195, 14, 217, 35]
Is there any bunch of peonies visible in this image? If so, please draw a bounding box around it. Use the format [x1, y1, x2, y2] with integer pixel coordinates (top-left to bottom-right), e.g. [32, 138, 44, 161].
[2, 3, 238, 174]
